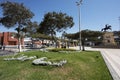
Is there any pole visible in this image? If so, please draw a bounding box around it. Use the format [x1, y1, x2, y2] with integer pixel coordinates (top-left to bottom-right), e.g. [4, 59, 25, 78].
[119, 17, 120, 31]
[78, 4, 81, 50]
[118, 17, 120, 45]
[76, 0, 82, 50]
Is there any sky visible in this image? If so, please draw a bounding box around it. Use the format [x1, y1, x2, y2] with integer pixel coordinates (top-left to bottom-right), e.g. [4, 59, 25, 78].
[0, 0, 120, 37]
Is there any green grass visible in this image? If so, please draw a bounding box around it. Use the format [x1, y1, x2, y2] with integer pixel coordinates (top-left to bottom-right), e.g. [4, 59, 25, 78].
[0, 51, 112, 80]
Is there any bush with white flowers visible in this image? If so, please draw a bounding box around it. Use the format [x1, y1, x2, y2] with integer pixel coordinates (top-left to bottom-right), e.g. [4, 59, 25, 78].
[4, 54, 37, 61]
[4, 55, 67, 67]
[32, 57, 67, 67]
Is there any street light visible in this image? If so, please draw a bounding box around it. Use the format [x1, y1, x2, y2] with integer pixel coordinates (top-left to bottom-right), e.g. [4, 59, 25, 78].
[76, 0, 83, 50]
[119, 17, 120, 31]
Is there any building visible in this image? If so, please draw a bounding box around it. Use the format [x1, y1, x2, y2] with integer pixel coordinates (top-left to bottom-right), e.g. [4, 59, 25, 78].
[0, 32, 24, 46]
[113, 31, 120, 45]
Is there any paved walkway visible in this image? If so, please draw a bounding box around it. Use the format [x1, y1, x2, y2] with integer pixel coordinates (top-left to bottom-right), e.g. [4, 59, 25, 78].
[0, 50, 16, 56]
[100, 49, 120, 80]
[70, 46, 120, 80]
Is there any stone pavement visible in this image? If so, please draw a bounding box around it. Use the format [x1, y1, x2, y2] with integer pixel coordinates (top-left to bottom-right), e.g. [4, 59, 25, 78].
[100, 49, 120, 80]
[0, 50, 16, 56]
[70, 46, 120, 80]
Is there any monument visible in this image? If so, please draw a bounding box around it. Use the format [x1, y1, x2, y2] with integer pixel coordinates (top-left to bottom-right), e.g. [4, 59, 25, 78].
[101, 24, 116, 46]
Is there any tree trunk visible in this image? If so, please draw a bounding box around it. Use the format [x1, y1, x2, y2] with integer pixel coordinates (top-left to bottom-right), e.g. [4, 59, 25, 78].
[82, 40, 85, 51]
[17, 25, 22, 53]
[18, 37, 22, 52]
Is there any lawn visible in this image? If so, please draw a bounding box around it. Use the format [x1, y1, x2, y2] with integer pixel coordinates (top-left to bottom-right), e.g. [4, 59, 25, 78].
[0, 50, 112, 80]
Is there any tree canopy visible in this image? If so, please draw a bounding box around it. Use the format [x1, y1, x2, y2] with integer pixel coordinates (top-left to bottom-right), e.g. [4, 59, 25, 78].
[0, 1, 34, 28]
[65, 29, 103, 43]
[26, 21, 39, 36]
[38, 12, 74, 36]
[31, 33, 53, 40]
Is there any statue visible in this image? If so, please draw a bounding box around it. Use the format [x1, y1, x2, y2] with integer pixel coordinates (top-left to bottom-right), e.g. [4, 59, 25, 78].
[101, 24, 116, 46]
[101, 24, 112, 32]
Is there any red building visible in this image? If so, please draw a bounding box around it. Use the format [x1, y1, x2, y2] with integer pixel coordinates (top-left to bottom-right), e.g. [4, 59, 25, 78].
[0, 32, 23, 46]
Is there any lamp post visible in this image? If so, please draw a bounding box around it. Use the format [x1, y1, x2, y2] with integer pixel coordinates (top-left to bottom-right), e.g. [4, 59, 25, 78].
[119, 17, 120, 45]
[76, 0, 83, 50]
[119, 17, 120, 31]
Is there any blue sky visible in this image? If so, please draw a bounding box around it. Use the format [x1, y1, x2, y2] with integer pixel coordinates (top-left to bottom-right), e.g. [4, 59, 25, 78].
[0, 0, 120, 36]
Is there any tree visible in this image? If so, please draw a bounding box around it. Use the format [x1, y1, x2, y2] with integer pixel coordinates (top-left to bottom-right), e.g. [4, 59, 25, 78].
[65, 29, 103, 51]
[38, 12, 74, 42]
[81, 30, 103, 50]
[26, 21, 39, 36]
[0, 1, 34, 52]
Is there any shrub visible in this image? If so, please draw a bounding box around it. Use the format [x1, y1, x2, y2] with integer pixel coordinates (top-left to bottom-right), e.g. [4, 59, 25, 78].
[48, 48, 76, 52]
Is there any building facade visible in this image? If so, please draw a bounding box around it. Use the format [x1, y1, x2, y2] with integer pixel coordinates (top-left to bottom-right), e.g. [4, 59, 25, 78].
[0, 32, 23, 46]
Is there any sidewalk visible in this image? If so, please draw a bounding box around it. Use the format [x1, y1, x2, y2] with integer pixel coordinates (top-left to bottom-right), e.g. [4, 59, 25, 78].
[100, 49, 120, 80]
[0, 50, 16, 56]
